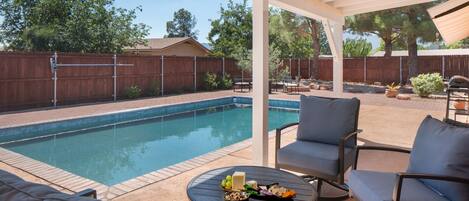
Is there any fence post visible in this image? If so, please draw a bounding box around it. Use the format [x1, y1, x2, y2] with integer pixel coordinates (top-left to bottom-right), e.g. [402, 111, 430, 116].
[442, 56, 445, 79]
[297, 59, 301, 78]
[399, 56, 403, 84]
[50, 52, 58, 107]
[113, 54, 117, 101]
[161, 55, 164, 96]
[222, 57, 225, 78]
[194, 56, 197, 92]
[363, 56, 367, 83]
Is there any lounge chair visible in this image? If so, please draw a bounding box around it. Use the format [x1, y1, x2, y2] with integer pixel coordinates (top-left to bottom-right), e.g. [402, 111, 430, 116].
[282, 76, 300, 94]
[349, 116, 469, 201]
[275, 95, 361, 199]
[0, 169, 98, 201]
[233, 77, 252, 92]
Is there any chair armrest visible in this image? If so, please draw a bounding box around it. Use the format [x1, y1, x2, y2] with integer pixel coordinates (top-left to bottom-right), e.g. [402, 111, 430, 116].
[338, 129, 363, 184]
[275, 122, 299, 169]
[353, 146, 411, 170]
[74, 188, 97, 199]
[393, 173, 469, 201]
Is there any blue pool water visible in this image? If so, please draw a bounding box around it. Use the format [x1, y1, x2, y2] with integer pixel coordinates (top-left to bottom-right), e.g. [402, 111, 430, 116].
[2, 104, 298, 185]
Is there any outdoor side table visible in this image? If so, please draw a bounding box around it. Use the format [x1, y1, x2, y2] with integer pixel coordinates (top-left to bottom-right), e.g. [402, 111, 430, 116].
[187, 166, 317, 201]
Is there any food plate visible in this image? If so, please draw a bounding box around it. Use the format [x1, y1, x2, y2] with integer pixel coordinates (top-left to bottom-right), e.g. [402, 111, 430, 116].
[221, 183, 296, 201]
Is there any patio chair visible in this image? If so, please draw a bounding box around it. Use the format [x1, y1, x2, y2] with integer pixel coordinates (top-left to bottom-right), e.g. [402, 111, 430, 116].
[0, 169, 98, 201]
[282, 76, 300, 94]
[349, 116, 469, 201]
[275, 95, 361, 199]
[233, 77, 252, 92]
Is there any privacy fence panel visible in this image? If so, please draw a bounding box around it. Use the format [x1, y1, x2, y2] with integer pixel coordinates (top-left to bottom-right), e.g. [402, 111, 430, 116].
[163, 56, 194, 93]
[300, 59, 310, 79]
[318, 59, 333, 81]
[0, 53, 52, 111]
[56, 54, 114, 104]
[1, 52, 469, 112]
[444, 56, 469, 79]
[117, 55, 160, 97]
[344, 58, 365, 82]
[365, 57, 401, 84]
[196, 57, 223, 90]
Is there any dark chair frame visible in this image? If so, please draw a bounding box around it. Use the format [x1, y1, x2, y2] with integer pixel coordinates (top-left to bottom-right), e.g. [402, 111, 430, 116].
[353, 145, 469, 201]
[275, 96, 362, 200]
[233, 77, 252, 92]
[75, 189, 98, 199]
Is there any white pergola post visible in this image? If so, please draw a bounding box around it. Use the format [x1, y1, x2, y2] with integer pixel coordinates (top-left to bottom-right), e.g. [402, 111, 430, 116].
[252, 0, 269, 166]
[323, 19, 344, 94]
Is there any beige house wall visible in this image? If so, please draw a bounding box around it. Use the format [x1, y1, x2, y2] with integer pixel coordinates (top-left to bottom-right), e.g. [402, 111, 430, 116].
[127, 42, 209, 57]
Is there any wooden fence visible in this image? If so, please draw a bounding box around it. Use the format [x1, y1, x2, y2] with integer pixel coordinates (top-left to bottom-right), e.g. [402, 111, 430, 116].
[0, 52, 468, 112]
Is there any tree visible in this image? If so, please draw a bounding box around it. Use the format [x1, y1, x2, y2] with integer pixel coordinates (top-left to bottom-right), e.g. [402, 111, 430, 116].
[208, 0, 252, 57]
[346, 9, 404, 57]
[165, 8, 198, 39]
[231, 45, 251, 80]
[344, 38, 372, 57]
[269, 10, 330, 79]
[401, 3, 440, 79]
[0, 0, 149, 53]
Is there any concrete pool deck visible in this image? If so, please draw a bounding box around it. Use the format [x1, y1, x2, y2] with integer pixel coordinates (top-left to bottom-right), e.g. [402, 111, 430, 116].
[0, 90, 446, 200]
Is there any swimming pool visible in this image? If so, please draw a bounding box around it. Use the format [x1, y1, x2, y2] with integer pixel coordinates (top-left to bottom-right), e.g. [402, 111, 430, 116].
[0, 97, 299, 186]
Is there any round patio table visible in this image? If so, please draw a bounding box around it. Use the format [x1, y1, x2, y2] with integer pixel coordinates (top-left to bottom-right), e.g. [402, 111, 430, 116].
[187, 166, 317, 201]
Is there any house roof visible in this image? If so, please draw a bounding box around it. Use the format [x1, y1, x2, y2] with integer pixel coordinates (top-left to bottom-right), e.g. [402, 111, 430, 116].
[127, 37, 211, 53]
[371, 49, 469, 57]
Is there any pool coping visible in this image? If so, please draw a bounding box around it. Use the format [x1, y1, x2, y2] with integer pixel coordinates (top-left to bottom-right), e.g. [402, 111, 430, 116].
[0, 96, 300, 200]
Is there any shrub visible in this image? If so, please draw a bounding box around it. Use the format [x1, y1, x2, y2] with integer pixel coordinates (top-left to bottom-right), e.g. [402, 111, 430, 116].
[410, 73, 444, 97]
[220, 73, 233, 89]
[147, 80, 160, 96]
[125, 85, 142, 99]
[204, 72, 219, 90]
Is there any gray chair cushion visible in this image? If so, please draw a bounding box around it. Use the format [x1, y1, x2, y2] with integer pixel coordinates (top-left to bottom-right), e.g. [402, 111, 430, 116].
[277, 140, 355, 179]
[407, 116, 469, 201]
[348, 170, 449, 201]
[297, 95, 359, 147]
[0, 169, 96, 201]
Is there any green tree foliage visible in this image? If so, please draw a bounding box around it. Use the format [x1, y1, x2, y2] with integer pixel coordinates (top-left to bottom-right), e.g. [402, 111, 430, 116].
[208, 0, 252, 57]
[165, 8, 198, 39]
[401, 3, 440, 78]
[344, 38, 372, 57]
[0, 0, 149, 53]
[444, 38, 469, 49]
[346, 9, 404, 57]
[231, 45, 252, 78]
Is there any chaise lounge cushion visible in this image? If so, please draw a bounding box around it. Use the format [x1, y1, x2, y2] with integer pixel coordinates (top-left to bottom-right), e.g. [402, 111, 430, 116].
[277, 140, 355, 179]
[297, 95, 359, 147]
[349, 170, 449, 201]
[407, 116, 469, 201]
[0, 169, 96, 201]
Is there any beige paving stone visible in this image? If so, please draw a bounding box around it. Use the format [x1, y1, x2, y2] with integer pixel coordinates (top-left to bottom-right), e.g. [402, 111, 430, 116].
[0, 90, 447, 201]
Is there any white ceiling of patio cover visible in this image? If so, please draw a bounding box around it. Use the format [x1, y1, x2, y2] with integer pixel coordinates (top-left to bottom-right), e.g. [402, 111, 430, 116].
[428, 0, 469, 44]
[270, 0, 435, 22]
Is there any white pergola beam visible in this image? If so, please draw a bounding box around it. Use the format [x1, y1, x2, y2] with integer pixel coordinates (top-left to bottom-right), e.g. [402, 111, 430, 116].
[342, 0, 434, 16]
[270, 0, 344, 24]
[252, 0, 269, 166]
[323, 19, 344, 94]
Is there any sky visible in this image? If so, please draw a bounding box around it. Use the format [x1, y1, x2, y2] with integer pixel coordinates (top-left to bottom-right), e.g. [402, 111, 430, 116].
[114, 0, 241, 44]
[0, 0, 380, 49]
[114, 0, 380, 49]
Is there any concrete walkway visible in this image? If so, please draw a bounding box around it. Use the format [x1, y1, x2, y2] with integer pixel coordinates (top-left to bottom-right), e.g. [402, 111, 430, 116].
[0, 90, 446, 200]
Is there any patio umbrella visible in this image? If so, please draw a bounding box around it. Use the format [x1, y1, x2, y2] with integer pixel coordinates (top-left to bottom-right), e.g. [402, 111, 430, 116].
[428, 0, 469, 44]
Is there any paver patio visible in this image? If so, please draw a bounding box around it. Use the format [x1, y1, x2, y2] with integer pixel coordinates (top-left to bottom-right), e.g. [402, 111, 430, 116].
[0, 90, 446, 200]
